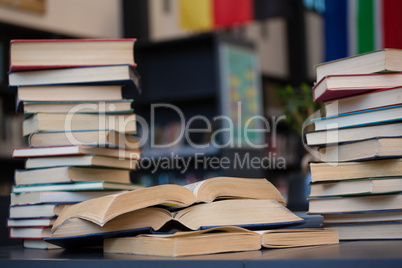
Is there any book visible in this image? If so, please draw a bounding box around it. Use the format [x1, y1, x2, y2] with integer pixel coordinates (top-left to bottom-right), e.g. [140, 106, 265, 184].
[315, 48, 402, 82]
[323, 211, 402, 224]
[324, 87, 402, 117]
[103, 226, 339, 257]
[10, 227, 52, 239]
[23, 113, 136, 136]
[12, 145, 141, 160]
[23, 239, 61, 249]
[47, 199, 305, 248]
[11, 181, 143, 194]
[7, 218, 56, 227]
[313, 73, 402, 102]
[310, 159, 402, 183]
[317, 137, 402, 162]
[17, 85, 124, 102]
[52, 177, 287, 228]
[9, 39, 136, 71]
[308, 193, 402, 214]
[24, 155, 138, 170]
[8, 64, 141, 95]
[325, 221, 402, 240]
[312, 104, 402, 131]
[23, 100, 133, 114]
[104, 226, 262, 257]
[309, 177, 402, 197]
[28, 129, 139, 148]
[14, 166, 131, 185]
[305, 122, 402, 146]
[10, 190, 129, 205]
[9, 204, 69, 219]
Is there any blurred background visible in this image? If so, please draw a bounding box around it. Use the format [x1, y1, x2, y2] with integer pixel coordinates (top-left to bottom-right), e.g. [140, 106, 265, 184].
[0, 1, 401, 245]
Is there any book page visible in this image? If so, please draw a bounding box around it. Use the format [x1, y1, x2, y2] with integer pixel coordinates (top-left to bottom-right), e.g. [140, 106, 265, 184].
[183, 180, 207, 196]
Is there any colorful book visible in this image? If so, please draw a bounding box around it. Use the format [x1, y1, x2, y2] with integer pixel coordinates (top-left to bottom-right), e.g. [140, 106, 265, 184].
[9, 39, 136, 71]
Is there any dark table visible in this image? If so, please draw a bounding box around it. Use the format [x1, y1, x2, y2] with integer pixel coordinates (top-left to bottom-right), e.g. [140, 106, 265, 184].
[1, 240, 401, 268]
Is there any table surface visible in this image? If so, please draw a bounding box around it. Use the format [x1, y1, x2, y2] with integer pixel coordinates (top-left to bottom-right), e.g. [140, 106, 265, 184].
[1, 240, 402, 268]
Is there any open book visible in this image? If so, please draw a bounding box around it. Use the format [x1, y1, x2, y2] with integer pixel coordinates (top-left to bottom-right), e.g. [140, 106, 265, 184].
[46, 177, 294, 248]
[52, 177, 286, 229]
[46, 199, 305, 248]
[103, 226, 339, 257]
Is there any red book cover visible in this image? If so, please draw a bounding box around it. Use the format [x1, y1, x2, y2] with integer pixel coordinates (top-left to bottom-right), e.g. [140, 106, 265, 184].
[312, 72, 402, 102]
[9, 38, 137, 72]
[213, 0, 253, 28]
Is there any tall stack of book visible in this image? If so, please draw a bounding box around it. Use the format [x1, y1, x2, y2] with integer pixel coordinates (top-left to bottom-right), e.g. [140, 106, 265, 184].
[7, 39, 143, 249]
[306, 48, 402, 240]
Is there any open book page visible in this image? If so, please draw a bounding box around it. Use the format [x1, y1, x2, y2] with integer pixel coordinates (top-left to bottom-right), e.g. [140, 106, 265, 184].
[183, 180, 207, 196]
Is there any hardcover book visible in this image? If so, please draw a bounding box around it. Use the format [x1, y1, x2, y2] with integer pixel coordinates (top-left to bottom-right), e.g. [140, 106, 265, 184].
[324, 86, 402, 117]
[9, 64, 141, 95]
[313, 73, 402, 102]
[28, 129, 139, 148]
[9, 39, 136, 71]
[317, 137, 402, 162]
[310, 158, 402, 183]
[14, 166, 131, 185]
[23, 113, 137, 136]
[12, 145, 140, 160]
[315, 48, 402, 82]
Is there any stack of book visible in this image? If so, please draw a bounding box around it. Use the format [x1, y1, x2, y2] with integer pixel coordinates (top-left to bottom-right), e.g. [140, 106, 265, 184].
[7, 39, 144, 249]
[43, 177, 339, 256]
[306, 48, 402, 240]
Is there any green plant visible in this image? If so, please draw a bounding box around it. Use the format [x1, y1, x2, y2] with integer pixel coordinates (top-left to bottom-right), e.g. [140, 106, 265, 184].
[277, 83, 323, 135]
